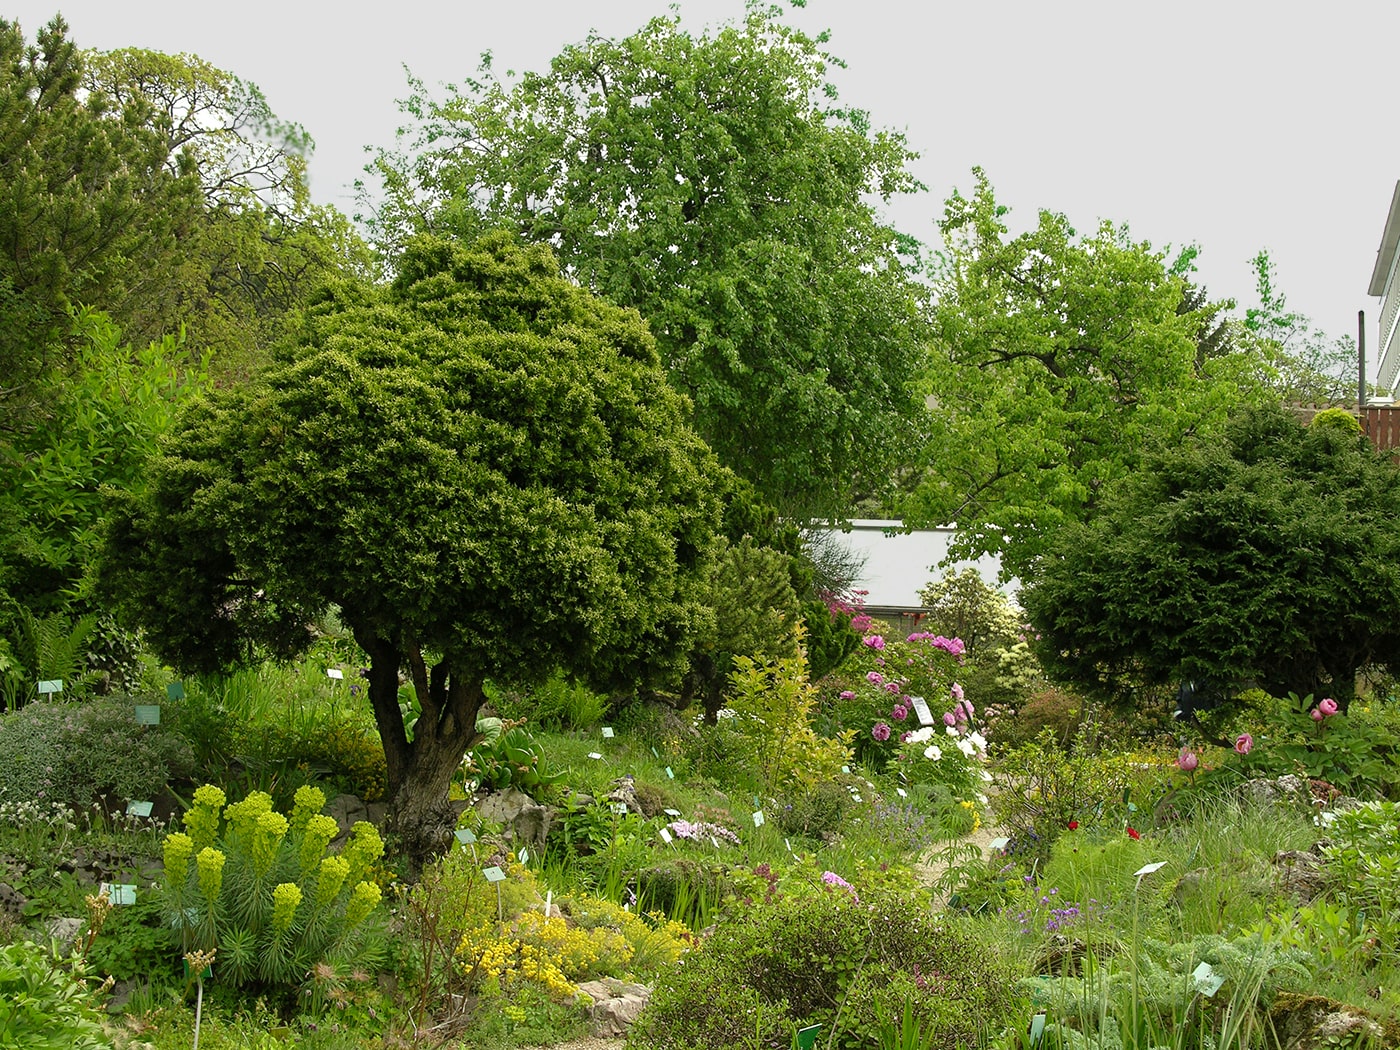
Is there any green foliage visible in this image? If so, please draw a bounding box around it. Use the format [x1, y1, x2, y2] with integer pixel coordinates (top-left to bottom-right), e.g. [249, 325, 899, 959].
[0, 695, 194, 806]
[632, 886, 1021, 1050]
[909, 171, 1265, 576]
[722, 642, 852, 794]
[465, 725, 563, 796]
[918, 568, 1021, 653]
[161, 784, 386, 994]
[991, 728, 1162, 863]
[0, 941, 113, 1049]
[490, 671, 608, 733]
[1023, 404, 1400, 711]
[98, 232, 723, 860]
[1321, 801, 1400, 956]
[0, 609, 97, 708]
[367, 7, 930, 517]
[1310, 406, 1363, 434]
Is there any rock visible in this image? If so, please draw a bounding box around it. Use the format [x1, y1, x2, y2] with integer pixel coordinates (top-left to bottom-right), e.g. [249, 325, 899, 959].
[1272, 849, 1329, 901]
[474, 787, 553, 850]
[574, 977, 651, 1037]
[0, 882, 27, 914]
[1270, 992, 1395, 1050]
[46, 917, 84, 953]
[605, 777, 643, 817]
[1243, 775, 1309, 806]
[325, 793, 372, 841]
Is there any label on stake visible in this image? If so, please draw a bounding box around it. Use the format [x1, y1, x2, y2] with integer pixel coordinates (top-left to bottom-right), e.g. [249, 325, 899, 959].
[166, 682, 185, 701]
[326, 668, 344, 680]
[37, 679, 62, 694]
[134, 705, 161, 725]
[126, 800, 153, 818]
[752, 810, 765, 827]
[481, 866, 507, 883]
[910, 697, 934, 726]
[601, 726, 614, 738]
[454, 829, 477, 845]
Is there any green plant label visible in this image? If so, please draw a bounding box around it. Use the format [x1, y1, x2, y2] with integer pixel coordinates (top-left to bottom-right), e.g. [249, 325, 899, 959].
[601, 726, 614, 738]
[166, 681, 185, 700]
[183, 958, 213, 979]
[101, 882, 137, 905]
[588, 751, 604, 760]
[752, 810, 765, 827]
[910, 697, 933, 725]
[481, 866, 506, 883]
[126, 800, 153, 818]
[665, 766, 674, 778]
[795, 1024, 822, 1050]
[611, 802, 628, 815]
[133, 704, 161, 725]
[326, 668, 344, 680]
[989, 836, 1010, 851]
[1029, 1013, 1046, 1047]
[658, 828, 672, 844]
[454, 829, 477, 845]
[1191, 962, 1225, 997]
[37, 679, 63, 694]
[651, 746, 659, 757]
[180, 908, 200, 928]
[841, 765, 850, 774]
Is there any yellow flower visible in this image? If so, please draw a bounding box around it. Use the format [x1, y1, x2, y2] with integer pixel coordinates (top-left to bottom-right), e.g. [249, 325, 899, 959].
[196, 847, 225, 903]
[271, 882, 303, 932]
[344, 880, 381, 928]
[163, 832, 194, 883]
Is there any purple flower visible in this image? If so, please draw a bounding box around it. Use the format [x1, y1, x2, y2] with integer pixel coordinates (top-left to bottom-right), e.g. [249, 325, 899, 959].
[839, 690, 856, 700]
[884, 681, 902, 694]
[1177, 748, 1198, 772]
[891, 704, 909, 722]
[862, 634, 886, 650]
[866, 671, 884, 685]
[1234, 733, 1253, 755]
[872, 722, 891, 742]
[943, 712, 957, 727]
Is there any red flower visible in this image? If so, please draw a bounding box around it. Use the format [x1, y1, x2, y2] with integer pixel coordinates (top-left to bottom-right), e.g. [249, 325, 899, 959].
[1067, 821, 1079, 830]
[1126, 827, 1141, 840]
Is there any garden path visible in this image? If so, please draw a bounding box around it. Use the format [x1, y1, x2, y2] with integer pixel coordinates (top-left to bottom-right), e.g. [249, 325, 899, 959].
[914, 820, 1005, 905]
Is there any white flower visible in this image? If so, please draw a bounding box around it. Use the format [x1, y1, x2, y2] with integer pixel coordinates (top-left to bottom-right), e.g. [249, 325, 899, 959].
[976, 793, 989, 804]
[980, 770, 994, 782]
[957, 738, 976, 757]
[908, 727, 934, 744]
[967, 731, 988, 753]
[923, 745, 942, 761]
[945, 725, 960, 737]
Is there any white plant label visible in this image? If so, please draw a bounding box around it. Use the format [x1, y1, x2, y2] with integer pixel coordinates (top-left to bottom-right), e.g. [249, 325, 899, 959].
[601, 726, 614, 738]
[588, 752, 603, 760]
[455, 828, 477, 845]
[910, 697, 934, 726]
[326, 668, 344, 680]
[37, 679, 63, 694]
[659, 828, 673, 844]
[752, 810, 765, 827]
[126, 800, 154, 818]
[481, 866, 507, 883]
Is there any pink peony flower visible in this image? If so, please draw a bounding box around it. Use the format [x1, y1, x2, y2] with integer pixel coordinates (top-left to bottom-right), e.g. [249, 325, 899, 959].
[1311, 708, 1324, 721]
[1234, 733, 1254, 755]
[1177, 748, 1199, 772]
[943, 711, 957, 727]
[891, 704, 909, 722]
[866, 671, 883, 685]
[839, 690, 856, 700]
[951, 682, 965, 702]
[871, 722, 891, 742]
[862, 634, 886, 650]
[1318, 697, 1339, 716]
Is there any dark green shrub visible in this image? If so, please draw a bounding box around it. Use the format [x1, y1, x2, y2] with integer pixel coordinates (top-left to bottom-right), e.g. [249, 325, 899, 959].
[634, 887, 1020, 1050]
[774, 780, 848, 840]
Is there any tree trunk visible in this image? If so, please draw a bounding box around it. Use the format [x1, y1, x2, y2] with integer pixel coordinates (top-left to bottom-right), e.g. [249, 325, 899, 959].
[354, 627, 486, 872]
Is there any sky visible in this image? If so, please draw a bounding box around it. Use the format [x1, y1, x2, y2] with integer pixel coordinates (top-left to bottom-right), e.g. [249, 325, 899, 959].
[10, 0, 1400, 380]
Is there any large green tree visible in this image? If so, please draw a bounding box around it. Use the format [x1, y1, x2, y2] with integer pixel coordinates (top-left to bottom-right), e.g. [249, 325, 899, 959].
[1020, 404, 1400, 715]
[99, 234, 722, 862]
[364, 7, 930, 517]
[905, 171, 1267, 575]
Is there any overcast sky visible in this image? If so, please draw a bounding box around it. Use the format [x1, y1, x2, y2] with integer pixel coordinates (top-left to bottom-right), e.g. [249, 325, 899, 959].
[10, 1, 1400, 379]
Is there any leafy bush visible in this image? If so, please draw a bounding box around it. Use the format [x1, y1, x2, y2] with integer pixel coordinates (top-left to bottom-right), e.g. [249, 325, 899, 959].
[465, 723, 563, 797]
[773, 779, 849, 840]
[0, 940, 113, 1049]
[161, 784, 386, 994]
[0, 695, 193, 806]
[633, 886, 1020, 1050]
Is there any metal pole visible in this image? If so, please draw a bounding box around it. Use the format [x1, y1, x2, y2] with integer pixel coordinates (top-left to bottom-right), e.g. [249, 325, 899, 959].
[1359, 310, 1367, 412]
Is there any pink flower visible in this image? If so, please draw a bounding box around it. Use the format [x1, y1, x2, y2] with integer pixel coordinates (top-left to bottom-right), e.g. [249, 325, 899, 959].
[1311, 708, 1324, 721]
[899, 731, 912, 744]
[1234, 733, 1253, 755]
[891, 704, 908, 722]
[951, 682, 965, 702]
[866, 671, 883, 685]
[871, 722, 891, 742]
[1177, 748, 1198, 772]
[931, 635, 966, 656]
[943, 712, 957, 727]
[884, 681, 902, 694]
[1318, 697, 1339, 716]
[839, 690, 856, 700]
[862, 634, 886, 650]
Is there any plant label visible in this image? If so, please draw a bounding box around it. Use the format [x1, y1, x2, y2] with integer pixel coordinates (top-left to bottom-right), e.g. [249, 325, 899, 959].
[665, 766, 674, 779]
[1133, 861, 1167, 878]
[183, 958, 213, 979]
[326, 668, 344, 680]
[611, 802, 628, 815]
[601, 726, 614, 738]
[785, 838, 793, 853]
[481, 866, 507, 883]
[101, 883, 136, 905]
[988, 836, 1011, 851]
[134, 705, 161, 725]
[166, 681, 185, 700]
[651, 746, 659, 757]
[663, 808, 680, 817]
[795, 1024, 822, 1050]
[454, 828, 477, 845]
[659, 828, 673, 844]
[180, 907, 200, 928]
[37, 679, 62, 694]
[896, 788, 907, 798]
[1029, 1013, 1046, 1047]
[517, 848, 528, 864]
[710, 835, 719, 848]
[588, 752, 603, 760]
[910, 697, 934, 725]
[852, 794, 863, 803]
[841, 765, 850, 774]
[752, 810, 765, 827]
[126, 800, 154, 818]
[1191, 961, 1225, 997]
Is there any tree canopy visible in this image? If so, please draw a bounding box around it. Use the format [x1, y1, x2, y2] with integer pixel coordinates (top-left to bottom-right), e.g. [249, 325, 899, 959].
[364, 7, 930, 517]
[904, 171, 1267, 575]
[99, 233, 722, 860]
[1020, 404, 1400, 714]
